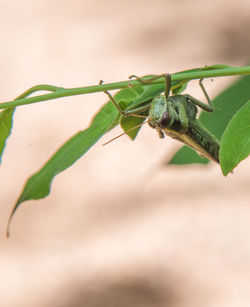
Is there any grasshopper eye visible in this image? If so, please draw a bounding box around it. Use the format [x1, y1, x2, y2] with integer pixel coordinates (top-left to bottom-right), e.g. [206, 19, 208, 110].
[158, 112, 170, 128]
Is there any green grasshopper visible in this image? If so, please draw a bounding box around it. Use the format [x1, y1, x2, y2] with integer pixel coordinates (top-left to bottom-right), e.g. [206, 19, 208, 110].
[103, 74, 220, 163]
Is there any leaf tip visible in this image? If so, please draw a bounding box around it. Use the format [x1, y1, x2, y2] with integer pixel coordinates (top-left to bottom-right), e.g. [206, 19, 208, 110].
[6, 200, 21, 238]
[6, 218, 12, 238]
[221, 163, 235, 176]
[6, 227, 10, 238]
[221, 170, 229, 177]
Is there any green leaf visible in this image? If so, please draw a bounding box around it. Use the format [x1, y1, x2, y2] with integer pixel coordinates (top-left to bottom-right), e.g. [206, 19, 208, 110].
[0, 107, 15, 162]
[171, 81, 188, 95]
[8, 82, 169, 232]
[120, 115, 147, 140]
[114, 86, 144, 104]
[126, 83, 165, 110]
[7, 101, 119, 235]
[168, 74, 250, 165]
[220, 100, 250, 175]
[168, 146, 209, 165]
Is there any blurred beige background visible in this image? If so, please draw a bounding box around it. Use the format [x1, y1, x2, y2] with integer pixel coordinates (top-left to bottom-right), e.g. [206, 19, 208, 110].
[0, 0, 250, 306]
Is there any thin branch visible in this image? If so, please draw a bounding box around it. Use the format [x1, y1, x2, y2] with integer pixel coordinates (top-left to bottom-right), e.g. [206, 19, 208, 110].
[0, 65, 250, 109]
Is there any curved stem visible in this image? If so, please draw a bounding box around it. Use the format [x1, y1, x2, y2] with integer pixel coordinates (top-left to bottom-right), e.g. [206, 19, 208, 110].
[16, 84, 63, 100]
[1, 65, 250, 109]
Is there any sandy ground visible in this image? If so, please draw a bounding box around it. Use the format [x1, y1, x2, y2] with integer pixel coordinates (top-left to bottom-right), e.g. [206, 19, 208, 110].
[0, 0, 250, 306]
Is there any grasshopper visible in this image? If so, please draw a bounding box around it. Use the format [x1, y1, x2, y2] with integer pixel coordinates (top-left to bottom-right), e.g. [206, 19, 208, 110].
[103, 74, 220, 163]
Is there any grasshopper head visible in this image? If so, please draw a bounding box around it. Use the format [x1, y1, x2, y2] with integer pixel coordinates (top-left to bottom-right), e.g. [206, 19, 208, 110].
[148, 95, 172, 129]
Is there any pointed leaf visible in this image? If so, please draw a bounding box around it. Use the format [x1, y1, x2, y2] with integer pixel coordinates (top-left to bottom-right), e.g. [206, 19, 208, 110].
[220, 100, 250, 175]
[7, 101, 119, 234]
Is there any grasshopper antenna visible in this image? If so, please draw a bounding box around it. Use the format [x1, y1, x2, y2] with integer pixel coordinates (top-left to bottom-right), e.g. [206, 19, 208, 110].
[102, 120, 149, 146]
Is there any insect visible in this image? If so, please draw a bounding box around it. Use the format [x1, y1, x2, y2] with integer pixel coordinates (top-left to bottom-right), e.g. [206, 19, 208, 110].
[103, 74, 220, 163]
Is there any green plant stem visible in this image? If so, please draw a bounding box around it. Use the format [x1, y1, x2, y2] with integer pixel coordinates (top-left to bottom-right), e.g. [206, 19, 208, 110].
[1, 65, 250, 109]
